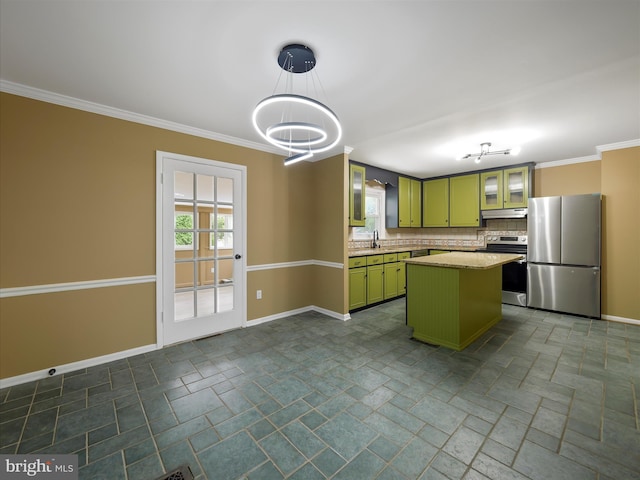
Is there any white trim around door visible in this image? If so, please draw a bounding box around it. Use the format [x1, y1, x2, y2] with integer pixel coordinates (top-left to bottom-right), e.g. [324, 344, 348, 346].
[156, 151, 247, 348]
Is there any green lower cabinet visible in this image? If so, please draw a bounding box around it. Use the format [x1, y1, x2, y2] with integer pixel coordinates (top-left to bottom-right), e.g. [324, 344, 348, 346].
[348, 267, 367, 310]
[349, 252, 410, 311]
[384, 263, 399, 299]
[366, 264, 384, 304]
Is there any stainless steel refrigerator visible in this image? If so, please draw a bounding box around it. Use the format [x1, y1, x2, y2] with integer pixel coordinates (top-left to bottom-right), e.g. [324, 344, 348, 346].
[527, 193, 601, 318]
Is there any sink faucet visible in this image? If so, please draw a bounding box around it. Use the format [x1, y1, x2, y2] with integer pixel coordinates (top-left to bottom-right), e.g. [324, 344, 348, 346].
[372, 230, 379, 248]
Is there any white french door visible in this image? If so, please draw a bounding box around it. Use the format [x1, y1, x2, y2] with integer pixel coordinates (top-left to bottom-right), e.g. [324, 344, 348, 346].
[157, 151, 246, 346]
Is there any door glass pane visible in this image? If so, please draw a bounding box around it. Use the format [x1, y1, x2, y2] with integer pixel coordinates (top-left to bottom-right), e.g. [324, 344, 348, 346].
[215, 206, 234, 229]
[176, 262, 194, 288]
[216, 232, 233, 250]
[197, 174, 215, 202]
[175, 291, 194, 320]
[198, 259, 215, 285]
[175, 171, 193, 199]
[175, 207, 195, 258]
[217, 177, 233, 203]
[217, 285, 234, 313]
[217, 258, 234, 284]
[197, 288, 215, 317]
[198, 232, 214, 259]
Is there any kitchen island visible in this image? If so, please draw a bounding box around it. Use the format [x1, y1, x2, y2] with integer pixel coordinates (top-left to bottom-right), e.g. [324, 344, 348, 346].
[404, 252, 523, 351]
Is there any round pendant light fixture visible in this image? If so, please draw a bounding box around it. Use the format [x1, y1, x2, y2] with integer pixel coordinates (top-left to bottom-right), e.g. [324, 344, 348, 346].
[252, 44, 342, 165]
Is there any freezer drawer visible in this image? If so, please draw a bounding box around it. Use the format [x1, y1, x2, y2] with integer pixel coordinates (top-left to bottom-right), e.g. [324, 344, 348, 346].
[527, 264, 600, 318]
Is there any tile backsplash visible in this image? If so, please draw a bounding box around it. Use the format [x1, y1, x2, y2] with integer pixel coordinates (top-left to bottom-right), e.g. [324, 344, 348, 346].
[348, 218, 527, 250]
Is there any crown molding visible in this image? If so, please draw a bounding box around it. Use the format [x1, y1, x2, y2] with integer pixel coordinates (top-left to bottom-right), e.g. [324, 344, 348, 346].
[0, 79, 282, 155]
[535, 138, 640, 169]
[596, 139, 640, 153]
[534, 155, 601, 169]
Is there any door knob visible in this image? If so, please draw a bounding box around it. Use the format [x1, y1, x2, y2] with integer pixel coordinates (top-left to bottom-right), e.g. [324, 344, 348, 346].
[235, 254, 242, 259]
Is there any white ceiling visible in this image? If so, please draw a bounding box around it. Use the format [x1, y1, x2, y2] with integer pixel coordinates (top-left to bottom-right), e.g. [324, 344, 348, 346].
[1, 1, 638, 178]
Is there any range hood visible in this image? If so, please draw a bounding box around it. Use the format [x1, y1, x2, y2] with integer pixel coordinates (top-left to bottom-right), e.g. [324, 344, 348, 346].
[482, 208, 528, 219]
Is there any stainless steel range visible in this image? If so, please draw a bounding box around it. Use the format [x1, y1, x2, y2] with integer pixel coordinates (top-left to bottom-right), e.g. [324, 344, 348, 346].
[484, 235, 527, 306]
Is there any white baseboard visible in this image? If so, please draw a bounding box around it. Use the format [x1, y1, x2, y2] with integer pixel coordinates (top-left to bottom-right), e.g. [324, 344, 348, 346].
[248, 305, 350, 327]
[0, 305, 349, 389]
[0, 344, 157, 389]
[601, 314, 640, 326]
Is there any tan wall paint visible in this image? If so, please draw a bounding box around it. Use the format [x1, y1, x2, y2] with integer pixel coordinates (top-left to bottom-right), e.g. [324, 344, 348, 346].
[247, 266, 316, 320]
[310, 154, 348, 313]
[0, 283, 155, 378]
[533, 160, 601, 197]
[0, 93, 347, 379]
[244, 154, 348, 319]
[533, 148, 639, 320]
[312, 154, 347, 263]
[600, 147, 640, 320]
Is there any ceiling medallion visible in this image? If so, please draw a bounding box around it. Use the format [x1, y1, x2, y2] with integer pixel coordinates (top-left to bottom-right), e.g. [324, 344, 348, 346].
[252, 43, 342, 166]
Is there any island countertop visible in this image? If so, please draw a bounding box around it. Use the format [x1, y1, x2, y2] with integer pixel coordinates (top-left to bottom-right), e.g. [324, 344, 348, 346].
[348, 245, 480, 257]
[403, 251, 523, 270]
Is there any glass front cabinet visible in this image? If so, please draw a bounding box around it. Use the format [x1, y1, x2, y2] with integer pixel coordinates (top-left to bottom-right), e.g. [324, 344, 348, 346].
[349, 164, 366, 226]
[503, 166, 528, 208]
[480, 166, 529, 210]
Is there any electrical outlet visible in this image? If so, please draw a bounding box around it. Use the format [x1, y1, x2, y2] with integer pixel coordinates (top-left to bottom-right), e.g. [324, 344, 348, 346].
[256, 290, 262, 300]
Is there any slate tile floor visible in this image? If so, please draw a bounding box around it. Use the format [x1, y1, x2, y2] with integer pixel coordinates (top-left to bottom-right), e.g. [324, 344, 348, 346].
[1, 300, 639, 479]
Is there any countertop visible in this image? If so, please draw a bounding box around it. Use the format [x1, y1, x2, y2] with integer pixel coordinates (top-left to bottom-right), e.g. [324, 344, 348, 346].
[349, 245, 480, 257]
[403, 251, 523, 270]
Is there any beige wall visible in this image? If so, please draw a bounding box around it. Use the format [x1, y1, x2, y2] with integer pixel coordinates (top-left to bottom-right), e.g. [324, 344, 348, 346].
[600, 148, 640, 320]
[533, 147, 640, 320]
[0, 93, 347, 379]
[534, 160, 602, 197]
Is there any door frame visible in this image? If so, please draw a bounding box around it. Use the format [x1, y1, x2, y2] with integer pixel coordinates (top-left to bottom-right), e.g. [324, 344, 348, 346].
[155, 150, 247, 348]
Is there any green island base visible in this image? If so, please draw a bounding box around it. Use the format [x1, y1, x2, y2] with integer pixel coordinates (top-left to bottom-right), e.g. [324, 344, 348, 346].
[406, 263, 503, 351]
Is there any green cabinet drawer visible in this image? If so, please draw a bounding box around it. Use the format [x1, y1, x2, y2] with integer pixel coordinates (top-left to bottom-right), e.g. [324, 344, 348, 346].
[349, 257, 366, 268]
[384, 253, 398, 263]
[367, 255, 384, 265]
[398, 252, 410, 261]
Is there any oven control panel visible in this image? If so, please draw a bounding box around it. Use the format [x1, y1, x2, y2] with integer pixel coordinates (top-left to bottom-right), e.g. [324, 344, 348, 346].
[486, 235, 527, 245]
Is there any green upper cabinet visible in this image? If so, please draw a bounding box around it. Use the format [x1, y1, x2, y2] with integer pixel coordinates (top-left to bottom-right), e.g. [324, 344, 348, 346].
[410, 179, 422, 227]
[480, 170, 503, 210]
[503, 166, 528, 208]
[480, 166, 529, 209]
[349, 164, 366, 226]
[450, 173, 480, 226]
[423, 178, 449, 227]
[398, 176, 422, 227]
